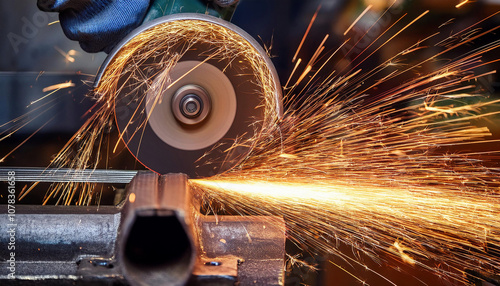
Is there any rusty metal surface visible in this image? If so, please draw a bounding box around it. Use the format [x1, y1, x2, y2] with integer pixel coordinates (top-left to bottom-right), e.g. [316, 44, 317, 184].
[199, 215, 285, 259]
[0, 205, 123, 285]
[0, 205, 120, 261]
[196, 215, 285, 285]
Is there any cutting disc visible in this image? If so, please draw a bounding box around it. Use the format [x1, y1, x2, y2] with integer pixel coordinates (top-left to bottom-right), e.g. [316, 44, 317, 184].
[94, 14, 282, 178]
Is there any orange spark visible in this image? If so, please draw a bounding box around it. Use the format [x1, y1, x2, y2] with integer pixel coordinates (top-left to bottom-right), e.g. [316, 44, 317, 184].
[42, 81, 75, 92]
[292, 5, 321, 63]
[455, 0, 469, 8]
[54, 46, 76, 63]
[344, 5, 373, 36]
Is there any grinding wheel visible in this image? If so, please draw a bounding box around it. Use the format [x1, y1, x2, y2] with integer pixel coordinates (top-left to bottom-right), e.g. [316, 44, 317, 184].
[94, 14, 282, 178]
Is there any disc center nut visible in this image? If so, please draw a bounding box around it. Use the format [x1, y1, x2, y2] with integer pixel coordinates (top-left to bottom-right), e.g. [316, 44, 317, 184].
[172, 85, 211, 125]
[181, 94, 203, 118]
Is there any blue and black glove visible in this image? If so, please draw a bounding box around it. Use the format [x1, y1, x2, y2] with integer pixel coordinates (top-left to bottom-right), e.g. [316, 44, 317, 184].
[37, 0, 151, 53]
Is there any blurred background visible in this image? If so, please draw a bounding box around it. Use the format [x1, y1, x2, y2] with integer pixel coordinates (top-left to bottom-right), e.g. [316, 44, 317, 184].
[1, 0, 500, 285]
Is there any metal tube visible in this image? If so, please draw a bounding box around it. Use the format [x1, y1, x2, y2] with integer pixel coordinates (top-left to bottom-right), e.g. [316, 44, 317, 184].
[118, 172, 196, 286]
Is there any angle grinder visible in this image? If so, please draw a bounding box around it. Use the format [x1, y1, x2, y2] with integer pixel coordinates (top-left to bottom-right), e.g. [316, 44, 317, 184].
[93, 0, 283, 178]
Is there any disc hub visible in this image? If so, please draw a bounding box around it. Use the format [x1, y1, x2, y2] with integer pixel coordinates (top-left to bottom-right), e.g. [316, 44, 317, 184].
[181, 94, 202, 118]
[171, 85, 211, 125]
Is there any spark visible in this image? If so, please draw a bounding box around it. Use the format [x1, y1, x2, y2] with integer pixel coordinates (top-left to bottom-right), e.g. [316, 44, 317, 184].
[286, 253, 319, 272]
[329, 260, 369, 285]
[305, 34, 329, 69]
[28, 81, 76, 105]
[54, 46, 76, 63]
[128, 192, 136, 203]
[295, 65, 312, 87]
[36, 71, 45, 81]
[0, 95, 62, 162]
[279, 153, 298, 159]
[344, 5, 373, 36]
[292, 5, 321, 63]
[285, 58, 302, 88]
[42, 81, 75, 92]
[391, 241, 416, 266]
[455, 0, 469, 8]
[0, 119, 54, 163]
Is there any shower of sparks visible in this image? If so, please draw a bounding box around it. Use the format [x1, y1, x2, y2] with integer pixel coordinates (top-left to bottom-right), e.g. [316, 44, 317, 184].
[192, 7, 500, 285]
[4, 3, 500, 285]
[36, 19, 279, 205]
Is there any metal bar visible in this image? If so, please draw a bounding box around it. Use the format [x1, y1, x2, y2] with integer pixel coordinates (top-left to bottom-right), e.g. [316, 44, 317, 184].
[0, 167, 137, 183]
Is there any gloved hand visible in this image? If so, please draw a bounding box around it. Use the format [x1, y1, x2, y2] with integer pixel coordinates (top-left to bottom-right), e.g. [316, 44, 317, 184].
[37, 0, 151, 53]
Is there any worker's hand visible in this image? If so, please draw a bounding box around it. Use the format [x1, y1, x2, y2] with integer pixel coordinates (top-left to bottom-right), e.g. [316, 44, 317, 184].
[37, 0, 151, 53]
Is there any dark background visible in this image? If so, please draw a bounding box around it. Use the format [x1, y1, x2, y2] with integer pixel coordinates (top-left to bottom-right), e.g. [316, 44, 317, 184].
[1, 0, 500, 285]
